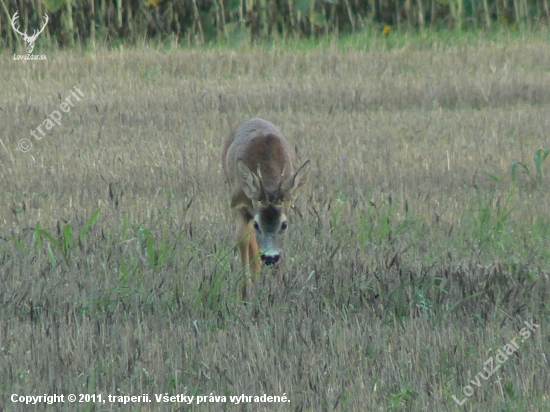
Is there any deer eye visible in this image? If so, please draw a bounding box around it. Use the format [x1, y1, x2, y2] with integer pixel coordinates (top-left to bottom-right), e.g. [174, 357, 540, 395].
[281, 221, 288, 231]
[253, 221, 259, 231]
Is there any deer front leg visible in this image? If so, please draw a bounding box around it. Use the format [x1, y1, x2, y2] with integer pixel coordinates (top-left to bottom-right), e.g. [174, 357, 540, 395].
[248, 229, 262, 284]
[235, 215, 253, 299]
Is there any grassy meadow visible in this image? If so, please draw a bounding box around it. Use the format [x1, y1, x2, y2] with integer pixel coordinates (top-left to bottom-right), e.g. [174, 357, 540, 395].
[1, 31, 550, 410]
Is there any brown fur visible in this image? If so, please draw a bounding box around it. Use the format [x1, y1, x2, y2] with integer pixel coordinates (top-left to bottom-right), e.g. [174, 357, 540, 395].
[222, 118, 309, 300]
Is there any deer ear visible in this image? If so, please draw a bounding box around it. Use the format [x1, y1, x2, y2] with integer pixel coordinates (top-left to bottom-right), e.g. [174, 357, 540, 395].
[281, 160, 310, 201]
[237, 159, 262, 200]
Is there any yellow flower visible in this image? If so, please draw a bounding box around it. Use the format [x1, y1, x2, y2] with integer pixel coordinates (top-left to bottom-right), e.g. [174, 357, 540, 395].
[146, 0, 159, 6]
[382, 25, 391, 35]
[501, 15, 507, 22]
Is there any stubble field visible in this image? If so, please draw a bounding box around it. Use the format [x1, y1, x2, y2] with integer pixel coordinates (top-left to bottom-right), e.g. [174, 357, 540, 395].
[1, 34, 550, 410]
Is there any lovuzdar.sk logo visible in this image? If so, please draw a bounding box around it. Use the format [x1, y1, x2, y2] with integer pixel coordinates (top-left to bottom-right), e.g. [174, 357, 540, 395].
[11, 11, 48, 60]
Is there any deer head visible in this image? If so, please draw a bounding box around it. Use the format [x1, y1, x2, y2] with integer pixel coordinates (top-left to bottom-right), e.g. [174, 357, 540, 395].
[237, 159, 310, 265]
[11, 11, 49, 55]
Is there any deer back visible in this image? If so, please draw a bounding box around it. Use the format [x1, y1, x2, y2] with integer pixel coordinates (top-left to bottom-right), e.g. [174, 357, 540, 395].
[223, 118, 296, 210]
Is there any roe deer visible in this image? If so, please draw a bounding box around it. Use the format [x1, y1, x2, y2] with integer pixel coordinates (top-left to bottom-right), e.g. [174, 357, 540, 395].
[222, 118, 309, 299]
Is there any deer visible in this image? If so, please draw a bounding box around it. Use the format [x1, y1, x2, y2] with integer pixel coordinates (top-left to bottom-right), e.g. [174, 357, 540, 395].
[11, 11, 49, 55]
[222, 118, 310, 300]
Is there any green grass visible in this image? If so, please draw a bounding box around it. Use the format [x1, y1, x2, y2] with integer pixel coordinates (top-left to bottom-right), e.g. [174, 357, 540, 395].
[5, 20, 550, 56]
[1, 31, 549, 410]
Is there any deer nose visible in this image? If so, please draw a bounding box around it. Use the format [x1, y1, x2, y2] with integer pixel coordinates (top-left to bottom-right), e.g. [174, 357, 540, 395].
[261, 254, 280, 266]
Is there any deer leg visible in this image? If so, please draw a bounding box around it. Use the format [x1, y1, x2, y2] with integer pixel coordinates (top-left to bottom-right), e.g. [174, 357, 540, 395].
[235, 215, 252, 299]
[248, 229, 262, 286]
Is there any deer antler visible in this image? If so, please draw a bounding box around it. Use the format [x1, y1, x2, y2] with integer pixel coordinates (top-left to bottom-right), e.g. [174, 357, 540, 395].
[10, 11, 27, 38]
[270, 163, 287, 204]
[27, 13, 49, 41]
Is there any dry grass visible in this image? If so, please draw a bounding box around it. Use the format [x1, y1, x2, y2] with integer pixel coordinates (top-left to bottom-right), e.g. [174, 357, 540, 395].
[1, 37, 550, 410]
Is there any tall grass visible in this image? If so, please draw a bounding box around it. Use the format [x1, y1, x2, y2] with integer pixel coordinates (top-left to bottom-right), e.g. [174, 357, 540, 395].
[0, 0, 549, 50]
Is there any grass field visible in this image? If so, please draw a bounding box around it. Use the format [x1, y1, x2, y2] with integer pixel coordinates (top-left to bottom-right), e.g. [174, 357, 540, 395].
[1, 31, 550, 410]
